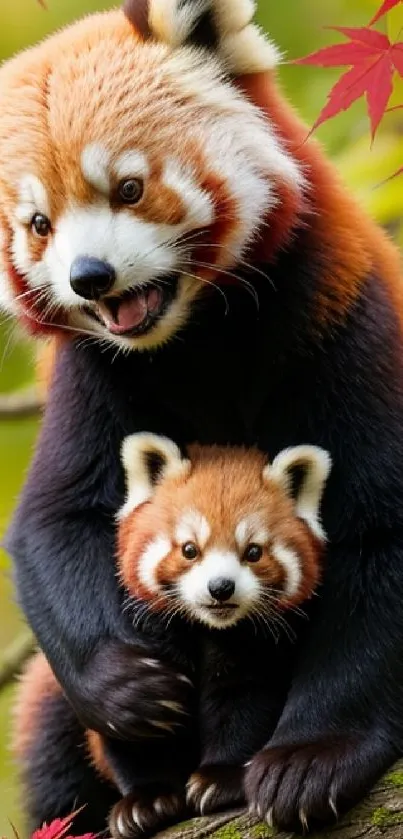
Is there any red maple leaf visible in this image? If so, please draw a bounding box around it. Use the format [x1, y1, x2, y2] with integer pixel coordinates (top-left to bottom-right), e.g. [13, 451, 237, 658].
[370, 0, 402, 26]
[294, 26, 403, 139]
[30, 813, 95, 839]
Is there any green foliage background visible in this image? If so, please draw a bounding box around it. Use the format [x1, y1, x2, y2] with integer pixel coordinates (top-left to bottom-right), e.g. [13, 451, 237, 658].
[0, 0, 401, 833]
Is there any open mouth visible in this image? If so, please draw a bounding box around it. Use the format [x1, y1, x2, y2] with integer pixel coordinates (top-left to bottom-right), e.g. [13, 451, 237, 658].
[87, 273, 180, 338]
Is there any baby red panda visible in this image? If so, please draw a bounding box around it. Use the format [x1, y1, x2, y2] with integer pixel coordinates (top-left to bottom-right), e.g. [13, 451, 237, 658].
[15, 434, 330, 839]
[118, 433, 329, 627]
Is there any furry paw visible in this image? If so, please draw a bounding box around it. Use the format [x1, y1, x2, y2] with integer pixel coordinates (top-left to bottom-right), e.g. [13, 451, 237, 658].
[186, 765, 245, 815]
[74, 641, 193, 739]
[109, 785, 187, 839]
[245, 736, 391, 834]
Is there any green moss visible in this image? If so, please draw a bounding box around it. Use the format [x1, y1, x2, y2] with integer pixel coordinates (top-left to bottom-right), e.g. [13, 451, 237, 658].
[372, 807, 403, 827]
[171, 820, 198, 832]
[385, 770, 403, 788]
[211, 824, 243, 839]
[250, 824, 274, 839]
[171, 821, 244, 839]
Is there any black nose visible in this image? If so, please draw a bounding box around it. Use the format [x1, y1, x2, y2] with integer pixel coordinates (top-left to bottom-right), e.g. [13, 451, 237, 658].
[208, 577, 235, 602]
[70, 256, 115, 301]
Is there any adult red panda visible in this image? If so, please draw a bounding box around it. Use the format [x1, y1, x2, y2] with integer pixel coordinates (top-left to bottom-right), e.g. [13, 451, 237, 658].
[15, 434, 330, 839]
[2, 0, 403, 832]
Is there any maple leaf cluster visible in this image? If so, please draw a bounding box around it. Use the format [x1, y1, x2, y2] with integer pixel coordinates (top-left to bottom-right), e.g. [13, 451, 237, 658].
[2, 813, 95, 839]
[295, 0, 403, 162]
[30, 814, 94, 839]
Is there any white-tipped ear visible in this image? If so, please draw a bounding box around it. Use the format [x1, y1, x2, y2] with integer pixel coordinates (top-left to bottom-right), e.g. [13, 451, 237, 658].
[149, 0, 210, 49]
[263, 446, 332, 540]
[119, 433, 191, 518]
[148, 0, 280, 73]
[219, 25, 281, 74]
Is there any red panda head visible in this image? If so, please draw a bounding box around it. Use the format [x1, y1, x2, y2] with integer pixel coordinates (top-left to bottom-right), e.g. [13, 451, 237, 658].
[117, 434, 331, 630]
[0, 1, 303, 346]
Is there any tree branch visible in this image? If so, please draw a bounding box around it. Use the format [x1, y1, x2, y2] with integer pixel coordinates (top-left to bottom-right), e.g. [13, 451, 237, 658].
[155, 763, 403, 839]
[0, 631, 36, 690]
[0, 387, 43, 418]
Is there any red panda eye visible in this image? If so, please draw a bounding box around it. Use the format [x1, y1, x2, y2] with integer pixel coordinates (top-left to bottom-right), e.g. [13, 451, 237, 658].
[118, 178, 144, 205]
[31, 213, 51, 238]
[182, 542, 199, 560]
[244, 544, 263, 563]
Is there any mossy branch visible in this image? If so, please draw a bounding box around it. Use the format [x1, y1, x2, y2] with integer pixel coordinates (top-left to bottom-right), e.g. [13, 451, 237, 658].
[0, 387, 43, 418]
[154, 762, 403, 839]
[0, 631, 36, 690]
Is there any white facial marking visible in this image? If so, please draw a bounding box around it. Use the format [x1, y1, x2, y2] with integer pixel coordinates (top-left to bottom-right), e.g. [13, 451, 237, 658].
[46, 205, 178, 307]
[179, 549, 259, 628]
[81, 144, 111, 195]
[15, 175, 50, 224]
[0, 227, 18, 314]
[163, 159, 213, 228]
[114, 150, 150, 181]
[11, 224, 32, 277]
[235, 515, 269, 551]
[28, 196, 206, 349]
[137, 535, 171, 593]
[175, 509, 211, 549]
[271, 541, 301, 597]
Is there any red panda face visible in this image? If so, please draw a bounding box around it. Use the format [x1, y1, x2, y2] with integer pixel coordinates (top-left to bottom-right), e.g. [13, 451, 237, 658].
[118, 436, 331, 631]
[0, 8, 303, 347]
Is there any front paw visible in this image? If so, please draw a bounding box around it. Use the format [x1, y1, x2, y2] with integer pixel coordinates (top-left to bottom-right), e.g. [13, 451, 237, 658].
[74, 641, 193, 739]
[187, 765, 245, 815]
[245, 737, 391, 833]
[109, 785, 187, 839]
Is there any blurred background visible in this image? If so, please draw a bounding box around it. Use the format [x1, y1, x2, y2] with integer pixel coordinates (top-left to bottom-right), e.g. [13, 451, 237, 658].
[0, 0, 402, 833]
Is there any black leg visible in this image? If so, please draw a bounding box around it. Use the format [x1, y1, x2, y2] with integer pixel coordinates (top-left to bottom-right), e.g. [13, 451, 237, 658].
[245, 542, 403, 832]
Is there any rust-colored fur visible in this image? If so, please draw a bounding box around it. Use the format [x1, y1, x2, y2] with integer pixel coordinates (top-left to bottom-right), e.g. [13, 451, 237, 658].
[236, 74, 403, 328]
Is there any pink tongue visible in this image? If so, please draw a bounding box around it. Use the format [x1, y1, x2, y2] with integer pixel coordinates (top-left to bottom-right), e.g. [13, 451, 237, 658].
[98, 288, 162, 335]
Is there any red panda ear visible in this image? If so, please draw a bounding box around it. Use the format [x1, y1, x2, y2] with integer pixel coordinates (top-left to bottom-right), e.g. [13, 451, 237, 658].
[119, 433, 191, 517]
[123, 0, 280, 74]
[263, 446, 332, 541]
[122, 0, 152, 40]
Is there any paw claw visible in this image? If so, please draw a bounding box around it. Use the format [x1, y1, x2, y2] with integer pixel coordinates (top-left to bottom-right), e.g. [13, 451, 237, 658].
[115, 812, 127, 838]
[265, 806, 273, 826]
[186, 780, 199, 804]
[140, 657, 160, 668]
[159, 700, 186, 714]
[110, 788, 185, 839]
[177, 673, 193, 685]
[329, 795, 338, 818]
[299, 808, 309, 832]
[131, 806, 144, 830]
[149, 719, 175, 732]
[199, 784, 218, 816]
